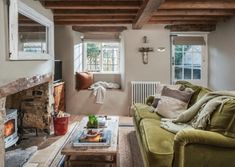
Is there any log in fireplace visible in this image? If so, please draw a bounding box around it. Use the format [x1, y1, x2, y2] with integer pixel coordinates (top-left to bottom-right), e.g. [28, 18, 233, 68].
[4, 109, 19, 148]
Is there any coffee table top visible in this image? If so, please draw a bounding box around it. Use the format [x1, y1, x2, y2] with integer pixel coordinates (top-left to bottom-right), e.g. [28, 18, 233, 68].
[61, 116, 119, 156]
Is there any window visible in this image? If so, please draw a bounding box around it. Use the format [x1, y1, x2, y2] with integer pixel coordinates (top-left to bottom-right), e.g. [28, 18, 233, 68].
[174, 45, 202, 80]
[171, 35, 208, 86]
[85, 42, 120, 73]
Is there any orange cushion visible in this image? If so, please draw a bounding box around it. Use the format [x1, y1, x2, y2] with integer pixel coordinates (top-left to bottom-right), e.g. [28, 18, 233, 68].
[76, 72, 93, 90]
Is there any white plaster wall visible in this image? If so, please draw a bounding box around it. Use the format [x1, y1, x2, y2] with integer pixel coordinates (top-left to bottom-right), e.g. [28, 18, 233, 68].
[55, 25, 171, 116]
[208, 17, 235, 90]
[0, 0, 54, 81]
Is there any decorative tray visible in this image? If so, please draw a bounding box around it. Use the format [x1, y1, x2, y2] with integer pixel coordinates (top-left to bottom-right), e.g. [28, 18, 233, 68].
[73, 129, 111, 147]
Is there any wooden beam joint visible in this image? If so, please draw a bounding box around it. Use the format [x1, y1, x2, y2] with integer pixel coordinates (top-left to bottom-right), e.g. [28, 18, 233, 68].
[133, 0, 165, 29]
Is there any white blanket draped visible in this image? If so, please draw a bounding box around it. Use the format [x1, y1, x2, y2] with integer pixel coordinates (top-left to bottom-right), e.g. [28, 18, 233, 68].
[89, 81, 120, 104]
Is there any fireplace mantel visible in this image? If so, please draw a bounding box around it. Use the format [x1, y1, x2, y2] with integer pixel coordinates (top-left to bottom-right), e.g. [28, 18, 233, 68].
[0, 74, 52, 99]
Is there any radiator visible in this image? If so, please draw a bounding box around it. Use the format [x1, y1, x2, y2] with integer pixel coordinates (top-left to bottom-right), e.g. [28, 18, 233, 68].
[131, 81, 159, 104]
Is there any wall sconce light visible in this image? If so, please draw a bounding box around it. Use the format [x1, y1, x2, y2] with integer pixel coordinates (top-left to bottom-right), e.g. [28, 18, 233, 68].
[139, 36, 154, 64]
[157, 47, 166, 52]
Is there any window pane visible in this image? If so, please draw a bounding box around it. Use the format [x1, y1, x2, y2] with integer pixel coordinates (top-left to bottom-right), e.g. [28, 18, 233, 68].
[184, 45, 193, 52]
[175, 67, 182, 79]
[175, 45, 183, 52]
[193, 52, 201, 66]
[193, 69, 201, 79]
[87, 43, 101, 72]
[184, 52, 192, 66]
[184, 68, 192, 79]
[175, 52, 183, 65]
[193, 46, 202, 52]
[102, 43, 119, 72]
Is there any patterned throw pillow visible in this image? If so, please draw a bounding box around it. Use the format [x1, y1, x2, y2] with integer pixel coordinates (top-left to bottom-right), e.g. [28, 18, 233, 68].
[155, 86, 193, 119]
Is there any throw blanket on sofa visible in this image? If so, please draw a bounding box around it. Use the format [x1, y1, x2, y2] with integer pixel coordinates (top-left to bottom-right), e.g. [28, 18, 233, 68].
[89, 81, 120, 104]
[160, 91, 235, 134]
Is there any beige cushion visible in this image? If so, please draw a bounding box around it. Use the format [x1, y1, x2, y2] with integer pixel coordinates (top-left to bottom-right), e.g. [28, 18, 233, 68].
[155, 83, 182, 95]
[151, 83, 183, 110]
[155, 86, 193, 119]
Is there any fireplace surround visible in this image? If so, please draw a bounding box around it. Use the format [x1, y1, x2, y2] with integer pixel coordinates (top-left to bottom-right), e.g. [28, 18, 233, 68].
[0, 74, 53, 167]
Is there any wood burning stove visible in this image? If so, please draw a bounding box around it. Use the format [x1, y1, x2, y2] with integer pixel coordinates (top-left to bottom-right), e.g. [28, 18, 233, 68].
[4, 109, 19, 148]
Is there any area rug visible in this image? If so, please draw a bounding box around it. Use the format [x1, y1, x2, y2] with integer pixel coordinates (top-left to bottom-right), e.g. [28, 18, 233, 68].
[118, 126, 144, 167]
[59, 126, 143, 167]
[5, 146, 38, 167]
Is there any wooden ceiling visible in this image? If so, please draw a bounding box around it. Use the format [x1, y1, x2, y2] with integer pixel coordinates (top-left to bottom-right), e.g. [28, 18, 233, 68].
[39, 0, 235, 32]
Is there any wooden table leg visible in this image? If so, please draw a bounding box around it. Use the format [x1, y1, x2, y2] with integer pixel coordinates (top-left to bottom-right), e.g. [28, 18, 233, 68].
[112, 154, 118, 167]
[64, 156, 70, 167]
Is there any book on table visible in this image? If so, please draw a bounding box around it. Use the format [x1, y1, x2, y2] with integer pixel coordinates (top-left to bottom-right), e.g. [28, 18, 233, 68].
[73, 129, 111, 147]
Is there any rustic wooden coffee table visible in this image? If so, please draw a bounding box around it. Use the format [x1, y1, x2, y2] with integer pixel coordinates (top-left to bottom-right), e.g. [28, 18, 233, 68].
[61, 116, 119, 167]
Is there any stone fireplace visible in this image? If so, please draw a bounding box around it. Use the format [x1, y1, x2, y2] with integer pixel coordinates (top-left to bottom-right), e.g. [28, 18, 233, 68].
[6, 82, 51, 133]
[0, 74, 53, 167]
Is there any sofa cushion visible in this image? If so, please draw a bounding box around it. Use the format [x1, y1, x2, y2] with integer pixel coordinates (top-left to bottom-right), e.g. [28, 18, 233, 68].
[176, 81, 201, 106]
[207, 99, 235, 138]
[155, 86, 193, 119]
[139, 119, 174, 167]
[196, 87, 211, 101]
[132, 103, 162, 125]
[146, 96, 155, 106]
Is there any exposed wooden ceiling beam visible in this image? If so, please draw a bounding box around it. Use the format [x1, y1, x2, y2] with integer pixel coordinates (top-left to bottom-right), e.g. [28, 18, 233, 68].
[53, 9, 138, 16]
[160, 1, 235, 10]
[55, 18, 133, 22]
[148, 20, 217, 25]
[154, 9, 235, 16]
[44, 1, 142, 10]
[165, 24, 216, 32]
[150, 16, 228, 21]
[54, 15, 134, 20]
[55, 20, 132, 25]
[72, 26, 127, 32]
[54, 15, 134, 21]
[133, 0, 165, 29]
[54, 13, 137, 17]
[39, 0, 141, 2]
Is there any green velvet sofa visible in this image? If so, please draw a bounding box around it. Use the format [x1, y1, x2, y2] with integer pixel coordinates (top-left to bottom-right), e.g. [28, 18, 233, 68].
[131, 81, 235, 167]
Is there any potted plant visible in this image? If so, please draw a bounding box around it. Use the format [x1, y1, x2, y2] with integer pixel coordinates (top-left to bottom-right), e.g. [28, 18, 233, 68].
[87, 115, 98, 128]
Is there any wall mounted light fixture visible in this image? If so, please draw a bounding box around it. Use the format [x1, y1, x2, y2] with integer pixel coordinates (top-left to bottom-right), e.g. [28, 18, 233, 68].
[138, 36, 154, 64]
[157, 47, 166, 52]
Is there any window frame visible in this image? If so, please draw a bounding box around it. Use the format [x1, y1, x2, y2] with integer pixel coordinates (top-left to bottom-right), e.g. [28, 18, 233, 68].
[83, 41, 121, 74]
[171, 33, 208, 87]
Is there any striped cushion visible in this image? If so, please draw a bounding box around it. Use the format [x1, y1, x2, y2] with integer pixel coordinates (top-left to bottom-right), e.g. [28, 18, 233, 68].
[155, 86, 193, 119]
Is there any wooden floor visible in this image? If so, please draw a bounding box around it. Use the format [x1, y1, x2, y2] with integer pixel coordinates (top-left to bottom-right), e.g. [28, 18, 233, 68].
[23, 115, 133, 167]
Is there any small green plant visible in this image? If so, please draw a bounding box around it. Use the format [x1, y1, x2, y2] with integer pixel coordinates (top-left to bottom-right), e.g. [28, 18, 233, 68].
[87, 115, 98, 128]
